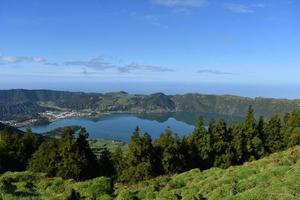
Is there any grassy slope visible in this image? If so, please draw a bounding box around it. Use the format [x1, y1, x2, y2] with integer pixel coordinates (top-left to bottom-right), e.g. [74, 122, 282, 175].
[89, 139, 128, 157]
[0, 146, 299, 200]
[116, 146, 300, 200]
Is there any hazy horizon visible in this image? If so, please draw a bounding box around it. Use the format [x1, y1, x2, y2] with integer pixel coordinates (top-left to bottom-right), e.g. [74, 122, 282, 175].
[1, 81, 300, 100]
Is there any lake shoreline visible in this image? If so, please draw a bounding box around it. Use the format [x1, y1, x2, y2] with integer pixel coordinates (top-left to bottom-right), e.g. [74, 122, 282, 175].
[4, 109, 177, 128]
[17, 112, 198, 142]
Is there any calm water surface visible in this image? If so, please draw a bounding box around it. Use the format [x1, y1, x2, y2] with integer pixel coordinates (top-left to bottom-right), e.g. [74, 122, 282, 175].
[23, 112, 243, 142]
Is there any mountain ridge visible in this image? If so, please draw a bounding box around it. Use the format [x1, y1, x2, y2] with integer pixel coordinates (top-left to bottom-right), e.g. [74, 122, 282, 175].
[1, 89, 300, 121]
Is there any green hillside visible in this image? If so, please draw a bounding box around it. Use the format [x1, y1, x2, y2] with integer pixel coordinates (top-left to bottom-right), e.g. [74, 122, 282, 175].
[1, 146, 299, 200]
[1, 89, 300, 120]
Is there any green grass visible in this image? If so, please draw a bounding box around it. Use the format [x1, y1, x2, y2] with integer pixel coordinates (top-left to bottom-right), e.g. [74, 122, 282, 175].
[1, 146, 299, 200]
[0, 172, 112, 200]
[89, 139, 128, 157]
[115, 146, 300, 200]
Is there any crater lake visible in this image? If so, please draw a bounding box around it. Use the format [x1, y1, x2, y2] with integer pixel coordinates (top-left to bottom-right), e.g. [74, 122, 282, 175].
[21, 112, 243, 142]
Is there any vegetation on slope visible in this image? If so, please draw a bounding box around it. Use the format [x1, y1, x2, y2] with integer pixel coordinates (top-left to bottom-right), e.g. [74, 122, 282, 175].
[0, 171, 113, 200]
[1, 106, 300, 199]
[172, 93, 300, 118]
[0, 146, 299, 199]
[114, 146, 300, 200]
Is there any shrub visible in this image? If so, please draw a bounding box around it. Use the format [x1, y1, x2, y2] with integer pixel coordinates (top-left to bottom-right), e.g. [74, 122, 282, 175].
[73, 177, 112, 197]
[0, 178, 16, 193]
[116, 190, 139, 200]
[64, 188, 81, 200]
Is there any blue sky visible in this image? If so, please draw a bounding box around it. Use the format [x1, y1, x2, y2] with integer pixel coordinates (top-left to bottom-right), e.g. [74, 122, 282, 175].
[0, 0, 300, 97]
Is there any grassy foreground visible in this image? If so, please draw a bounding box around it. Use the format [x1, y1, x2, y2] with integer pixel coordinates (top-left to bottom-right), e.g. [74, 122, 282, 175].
[0, 146, 299, 200]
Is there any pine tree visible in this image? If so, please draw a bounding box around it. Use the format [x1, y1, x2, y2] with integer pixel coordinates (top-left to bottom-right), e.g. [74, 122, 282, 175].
[282, 111, 300, 147]
[242, 106, 265, 161]
[211, 119, 233, 168]
[154, 128, 185, 174]
[112, 146, 125, 181]
[185, 117, 211, 170]
[98, 146, 115, 177]
[28, 137, 60, 176]
[230, 122, 244, 164]
[122, 127, 157, 182]
[141, 132, 155, 163]
[127, 127, 143, 166]
[0, 146, 5, 173]
[0, 128, 22, 171]
[76, 128, 99, 179]
[141, 132, 158, 175]
[257, 116, 266, 145]
[20, 129, 39, 168]
[265, 114, 284, 153]
[57, 128, 81, 180]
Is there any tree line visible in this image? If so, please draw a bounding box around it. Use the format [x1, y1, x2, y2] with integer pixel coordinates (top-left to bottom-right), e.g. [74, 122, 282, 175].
[1, 106, 300, 183]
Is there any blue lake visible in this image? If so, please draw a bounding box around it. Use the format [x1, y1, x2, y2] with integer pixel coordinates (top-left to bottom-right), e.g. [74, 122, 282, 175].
[22, 112, 243, 142]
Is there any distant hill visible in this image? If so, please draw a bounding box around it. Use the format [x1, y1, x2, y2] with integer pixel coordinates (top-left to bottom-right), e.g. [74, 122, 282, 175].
[1, 89, 300, 120]
[0, 122, 25, 134]
[0, 122, 48, 140]
[172, 93, 300, 118]
[0, 145, 299, 199]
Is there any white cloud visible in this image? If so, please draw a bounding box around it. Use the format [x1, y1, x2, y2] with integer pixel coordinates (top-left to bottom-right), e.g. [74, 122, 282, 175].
[45, 62, 60, 66]
[198, 69, 232, 75]
[0, 54, 173, 75]
[64, 57, 117, 71]
[0, 54, 45, 63]
[118, 63, 173, 73]
[64, 57, 173, 74]
[225, 3, 267, 14]
[151, 0, 207, 7]
[225, 3, 254, 13]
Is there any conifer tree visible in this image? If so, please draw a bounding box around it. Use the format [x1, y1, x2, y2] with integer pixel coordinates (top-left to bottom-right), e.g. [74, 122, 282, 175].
[185, 117, 211, 170]
[0, 146, 6, 173]
[230, 122, 244, 164]
[282, 112, 300, 147]
[127, 127, 142, 166]
[141, 132, 155, 163]
[211, 119, 233, 168]
[0, 128, 22, 171]
[257, 116, 266, 144]
[98, 147, 115, 177]
[122, 127, 157, 182]
[57, 128, 81, 180]
[112, 146, 125, 181]
[154, 128, 185, 174]
[265, 114, 284, 153]
[28, 137, 60, 176]
[76, 128, 99, 179]
[20, 129, 39, 168]
[241, 106, 265, 161]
